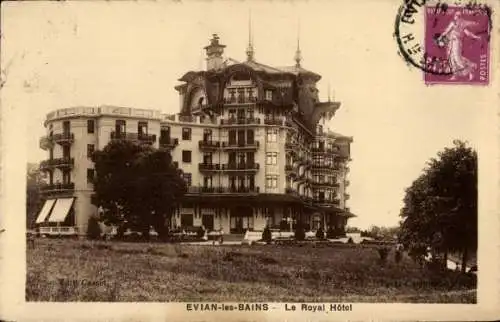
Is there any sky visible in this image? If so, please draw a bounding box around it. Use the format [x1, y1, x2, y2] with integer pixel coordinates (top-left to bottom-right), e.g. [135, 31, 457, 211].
[1, 0, 495, 229]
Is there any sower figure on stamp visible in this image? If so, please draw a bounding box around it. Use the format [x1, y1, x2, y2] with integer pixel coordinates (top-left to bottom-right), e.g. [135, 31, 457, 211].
[436, 11, 481, 81]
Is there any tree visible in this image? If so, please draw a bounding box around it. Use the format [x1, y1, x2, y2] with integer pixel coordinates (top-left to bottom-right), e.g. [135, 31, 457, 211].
[26, 163, 46, 229]
[91, 140, 187, 240]
[400, 140, 477, 272]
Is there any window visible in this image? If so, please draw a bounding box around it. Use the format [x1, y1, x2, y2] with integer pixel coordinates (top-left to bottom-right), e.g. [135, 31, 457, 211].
[87, 120, 95, 134]
[182, 128, 191, 140]
[182, 150, 192, 163]
[115, 120, 126, 134]
[63, 121, 71, 134]
[266, 152, 278, 165]
[183, 173, 192, 186]
[87, 144, 95, 158]
[203, 176, 213, 188]
[265, 90, 273, 101]
[63, 171, 71, 184]
[181, 214, 194, 227]
[138, 121, 148, 135]
[203, 129, 212, 141]
[247, 129, 254, 144]
[87, 169, 94, 184]
[228, 130, 236, 144]
[266, 129, 278, 142]
[266, 175, 278, 188]
[203, 153, 212, 164]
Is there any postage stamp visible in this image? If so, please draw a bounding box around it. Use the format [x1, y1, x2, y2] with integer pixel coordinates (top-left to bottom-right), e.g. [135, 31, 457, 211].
[395, 0, 492, 85]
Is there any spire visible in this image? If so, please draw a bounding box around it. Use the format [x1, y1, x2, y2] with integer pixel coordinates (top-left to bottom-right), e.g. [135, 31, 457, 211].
[294, 19, 302, 67]
[246, 9, 254, 61]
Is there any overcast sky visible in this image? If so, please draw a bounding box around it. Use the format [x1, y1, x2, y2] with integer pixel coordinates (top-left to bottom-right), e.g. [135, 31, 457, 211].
[1, 0, 495, 229]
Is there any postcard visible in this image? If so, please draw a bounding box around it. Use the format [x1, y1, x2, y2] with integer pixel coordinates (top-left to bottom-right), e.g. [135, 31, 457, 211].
[0, 0, 499, 321]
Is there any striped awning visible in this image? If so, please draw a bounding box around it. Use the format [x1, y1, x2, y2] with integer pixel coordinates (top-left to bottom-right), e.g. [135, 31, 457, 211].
[47, 198, 75, 222]
[35, 199, 56, 224]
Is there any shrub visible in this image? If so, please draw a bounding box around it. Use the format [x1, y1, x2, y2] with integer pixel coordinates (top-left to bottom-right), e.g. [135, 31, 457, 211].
[315, 227, 325, 240]
[262, 226, 272, 244]
[197, 226, 206, 239]
[87, 216, 102, 240]
[294, 223, 305, 241]
[395, 250, 402, 263]
[378, 247, 390, 262]
[326, 227, 336, 239]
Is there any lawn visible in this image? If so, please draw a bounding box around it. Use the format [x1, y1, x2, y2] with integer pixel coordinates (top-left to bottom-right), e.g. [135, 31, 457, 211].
[26, 238, 476, 303]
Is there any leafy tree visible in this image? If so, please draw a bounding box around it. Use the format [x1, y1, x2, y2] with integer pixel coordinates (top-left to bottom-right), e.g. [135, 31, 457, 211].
[91, 140, 186, 240]
[26, 163, 46, 229]
[400, 140, 477, 272]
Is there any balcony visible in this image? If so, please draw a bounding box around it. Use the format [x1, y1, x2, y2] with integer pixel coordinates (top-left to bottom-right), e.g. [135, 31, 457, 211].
[312, 163, 336, 171]
[223, 96, 258, 105]
[187, 186, 260, 194]
[40, 157, 74, 171]
[311, 180, 339, 188]
[264, 117, 284, 126]
[285, 142, 296, 150]
[345, 180, 350, 187]
[222, 162, 260, 172]
[110, 132, 156, 144]
[344, 193, 350, 200]
[198, 140, 220, 150]
[220, 117, 261, 125]
[315, 198, 341, 206]
[39, 226, 78, 236]
[198, 163, 221, 172]
[40, 182, 75, 194]
[221, 141, 260, 150]
[285, 164, 294, 172]
[160, 137, 179, 150]
[53, 132, 75, 145]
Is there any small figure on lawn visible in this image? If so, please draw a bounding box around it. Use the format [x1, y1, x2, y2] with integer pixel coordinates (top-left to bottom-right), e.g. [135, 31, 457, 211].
[394, 243, 403, 264]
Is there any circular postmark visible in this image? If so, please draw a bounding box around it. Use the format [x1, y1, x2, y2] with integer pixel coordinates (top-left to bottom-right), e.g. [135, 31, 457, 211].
[394, 0, 492, 82]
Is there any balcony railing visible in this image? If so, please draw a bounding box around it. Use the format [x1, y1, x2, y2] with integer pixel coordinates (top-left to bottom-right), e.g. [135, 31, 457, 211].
[110, 132, 156, 144]
[315, 198, 341, 206]
[222, 163, 260, 171]
[220, 117, 261, 125]
[39, 226, 78, 236]
[40, 182, 75, 194]
[285, 164, 294, 172]
[187, 186, 260, 194]
[198, 163, 221, 172]
[198, 140, 220, 150]
[312, 163, 336, 171]
[40, 158, 74, 171]
[311, 180, 339, 188]
[52, 132, 75, 145]
[345, 180, 350, 187]
[285, 142, 296, 150]
[223, 96, 258, 104]
[344, 193, 350, 200]
[221, 141, 260, 150]
[160, 137, 179, 149]
[264, 117, 284, 126]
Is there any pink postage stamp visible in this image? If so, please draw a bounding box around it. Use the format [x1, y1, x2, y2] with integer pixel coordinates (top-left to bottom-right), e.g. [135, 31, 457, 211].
[424, 5, 491, 84]
[395, 0, 491, 86]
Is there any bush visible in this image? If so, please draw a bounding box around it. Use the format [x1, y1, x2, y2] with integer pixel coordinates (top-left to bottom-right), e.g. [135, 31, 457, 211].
[262, 226, 272, 244]
[326, 227, 336, 239]
[315, 227, 325, 240]
[87, 216, 102, 240]
[294, 223, 305, 241]
[378, 247, 390, 262]
[197, 226, 206, 239]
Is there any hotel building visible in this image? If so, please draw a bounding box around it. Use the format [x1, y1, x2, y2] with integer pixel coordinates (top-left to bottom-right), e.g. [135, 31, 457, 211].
[35, 34, 354, 236]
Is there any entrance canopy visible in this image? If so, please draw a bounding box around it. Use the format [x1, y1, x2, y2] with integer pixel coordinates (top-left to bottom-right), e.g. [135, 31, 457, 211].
[47, 198, 75, 222]
[35, 199, 56, 224]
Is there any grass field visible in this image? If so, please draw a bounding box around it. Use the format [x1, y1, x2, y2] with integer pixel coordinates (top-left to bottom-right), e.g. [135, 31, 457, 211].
[26, 238, 476, 303]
